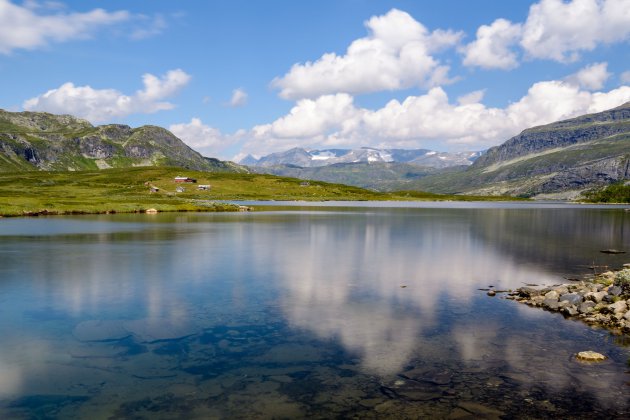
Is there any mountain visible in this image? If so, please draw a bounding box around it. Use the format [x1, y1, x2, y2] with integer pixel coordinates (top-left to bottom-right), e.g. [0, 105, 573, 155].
[409, 102, 630, 198]
[241, 147, 481, 191]
[0, 109, 245, 173]
[243, 147, 481, 169]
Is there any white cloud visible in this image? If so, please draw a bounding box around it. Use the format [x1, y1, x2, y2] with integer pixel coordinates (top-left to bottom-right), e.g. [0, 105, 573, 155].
[271, 8, 462, 100]
[228, 88, 248, 107]
[130, 14, 167, 40]
[23, 69, 191, 122]
[240, 78, 630, 157]
[0, 0, 130, 54]
[620, 71, 630, 84]
[462, 19, 522, 69]
[169, 118, 240, 157]
[462, 0, 630, 69]
[457, 90, 486, 105]
[520, 0, 630, 62]
[566, 62, 610, 90]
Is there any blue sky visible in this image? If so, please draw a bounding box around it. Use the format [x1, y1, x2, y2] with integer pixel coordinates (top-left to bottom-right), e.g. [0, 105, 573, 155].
[1, 0, 629, 160]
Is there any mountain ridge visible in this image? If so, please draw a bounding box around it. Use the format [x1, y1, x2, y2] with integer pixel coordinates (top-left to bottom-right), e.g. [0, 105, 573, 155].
[242, 146, 482, 169]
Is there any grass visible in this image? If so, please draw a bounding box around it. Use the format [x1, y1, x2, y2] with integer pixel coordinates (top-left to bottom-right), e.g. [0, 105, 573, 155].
[0, 167, 523, 217]
[582, 182, 630, 203]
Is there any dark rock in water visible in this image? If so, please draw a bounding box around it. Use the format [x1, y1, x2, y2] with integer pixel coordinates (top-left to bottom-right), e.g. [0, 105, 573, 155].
[608, 286, 622, 296]
[600, 249, 626, 254]
[385, 379, 443, 401]
[559, 293, 583, 306]
[401, 368, 453, 385]
[578, 301, 596, 314]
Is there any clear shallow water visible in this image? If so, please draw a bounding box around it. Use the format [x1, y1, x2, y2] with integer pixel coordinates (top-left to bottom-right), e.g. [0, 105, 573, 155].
[0, 205, 629, 419]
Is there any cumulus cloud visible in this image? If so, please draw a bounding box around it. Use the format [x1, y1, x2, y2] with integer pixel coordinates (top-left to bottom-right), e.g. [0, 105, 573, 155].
[23, 69, 191, 122]
[240, 78, 630, 157]
[169, 118, 241, 157]
[0, 0, 130, 54]
[461, 19, 522, 69]
[462, 0, 630, 69]
[565, 62, 611, 90]
[271, 8, 463, 99]
[228, 88, 248, 107]
[521, 0, 630, 62]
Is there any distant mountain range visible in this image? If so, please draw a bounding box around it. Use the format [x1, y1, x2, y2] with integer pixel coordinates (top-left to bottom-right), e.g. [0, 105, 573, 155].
[240, 147, 482, 169]
[0, 109, 245, 173]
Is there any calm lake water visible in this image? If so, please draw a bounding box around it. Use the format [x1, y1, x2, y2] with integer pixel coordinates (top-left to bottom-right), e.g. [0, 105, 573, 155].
[0, 202, 629, 419]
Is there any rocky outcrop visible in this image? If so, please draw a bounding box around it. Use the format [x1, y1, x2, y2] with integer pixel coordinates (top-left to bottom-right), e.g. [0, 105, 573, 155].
[505, 268, 630, 333]
[475, 102, 630, 167]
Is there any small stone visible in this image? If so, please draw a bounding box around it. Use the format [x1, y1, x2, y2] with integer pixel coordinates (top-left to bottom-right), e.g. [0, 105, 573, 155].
[623, 263, 630, 269]
[578, 301, 596, 314]
[487, 290, 496, 296]
[544, 290, 559, 300]
[624, 311, 630, 321]
[609, 301, 628, 314]
[145, 208, 158, 214]
[562, 306, 578, 317]
[518, 287, 541, 298]
[557, 300, 571, 309]
[607, 286, 622, 296]
[575, 351, 607, 361]
[559, 293, 583, 306]
[543, 298, 559, 310]
[585, 291, 607, 303]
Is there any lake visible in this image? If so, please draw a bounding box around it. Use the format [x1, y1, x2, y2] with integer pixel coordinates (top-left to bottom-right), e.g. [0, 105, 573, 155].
[0, 202, 629, 419]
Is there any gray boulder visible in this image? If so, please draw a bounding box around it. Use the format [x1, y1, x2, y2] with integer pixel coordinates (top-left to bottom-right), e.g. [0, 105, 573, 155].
[559, 293, 583, 306]
[578, 301, 596, 314]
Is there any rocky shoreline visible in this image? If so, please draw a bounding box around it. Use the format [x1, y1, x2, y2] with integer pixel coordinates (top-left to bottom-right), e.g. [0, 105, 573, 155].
[496, 266, 630, 334]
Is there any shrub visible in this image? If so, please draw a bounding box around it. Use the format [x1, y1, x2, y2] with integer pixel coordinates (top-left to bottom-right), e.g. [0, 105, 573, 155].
[614, 269, 630, 295]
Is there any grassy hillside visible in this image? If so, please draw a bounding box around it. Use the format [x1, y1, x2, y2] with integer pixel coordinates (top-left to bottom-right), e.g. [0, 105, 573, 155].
[0, 167, 525, 216]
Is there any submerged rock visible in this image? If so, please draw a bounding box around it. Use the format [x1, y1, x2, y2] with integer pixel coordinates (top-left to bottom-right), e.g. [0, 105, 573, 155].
[575, 351, 607, 361]
[123, 318, 197, 343]
[73, 320, 129, 342]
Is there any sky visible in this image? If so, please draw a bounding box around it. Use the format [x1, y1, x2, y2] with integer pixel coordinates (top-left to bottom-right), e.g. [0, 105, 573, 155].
[1, 0, 629, 161]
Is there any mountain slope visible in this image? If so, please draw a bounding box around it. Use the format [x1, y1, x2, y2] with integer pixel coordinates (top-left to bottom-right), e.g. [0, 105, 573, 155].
[252, 162, 439, 191]
[0, 109, 244, 172]
[410, 102, 630, 197]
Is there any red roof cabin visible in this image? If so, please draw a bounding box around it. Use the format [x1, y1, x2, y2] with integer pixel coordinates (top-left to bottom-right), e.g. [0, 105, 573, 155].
[174, 176, 197, 183]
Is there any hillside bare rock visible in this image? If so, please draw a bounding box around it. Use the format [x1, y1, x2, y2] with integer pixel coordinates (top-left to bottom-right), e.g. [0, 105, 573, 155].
[411, 102, 630, 197]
